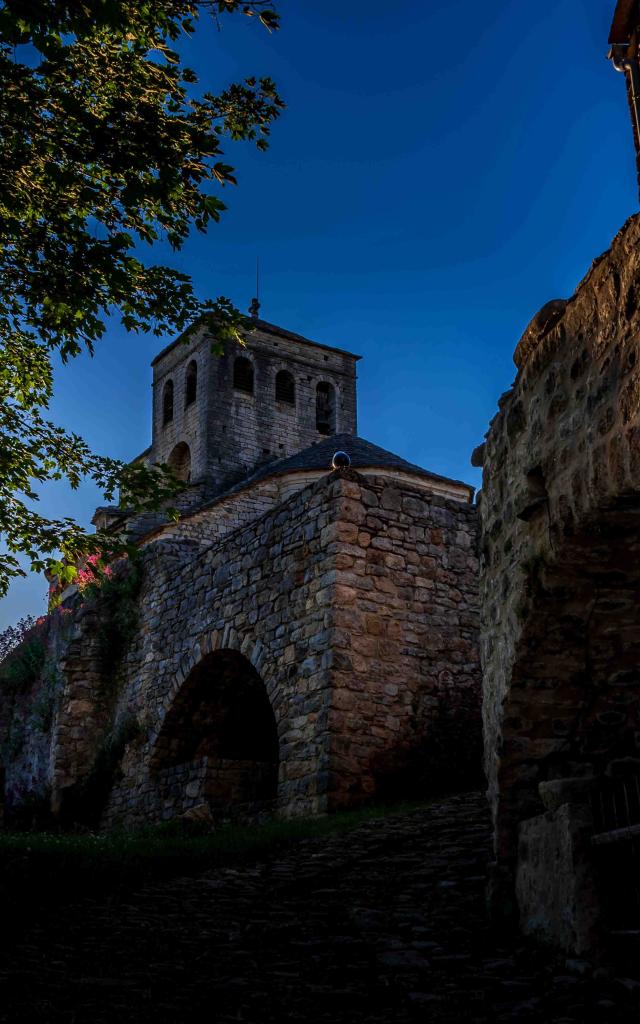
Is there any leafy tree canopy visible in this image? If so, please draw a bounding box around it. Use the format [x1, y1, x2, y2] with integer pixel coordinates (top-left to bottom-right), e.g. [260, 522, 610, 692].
[0, 0, 282, 598]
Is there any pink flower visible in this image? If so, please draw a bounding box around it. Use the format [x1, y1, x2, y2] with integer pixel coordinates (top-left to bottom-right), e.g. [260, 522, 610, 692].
[76, 553, 114, 592]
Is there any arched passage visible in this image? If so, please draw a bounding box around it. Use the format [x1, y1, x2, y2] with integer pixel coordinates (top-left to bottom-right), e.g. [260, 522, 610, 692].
[495, 502, 640, 943]
[152, 649, 279, 817]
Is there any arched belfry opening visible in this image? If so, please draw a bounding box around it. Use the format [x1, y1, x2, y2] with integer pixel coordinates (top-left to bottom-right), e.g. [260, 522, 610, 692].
[275, 369, 295, 405]
[233, 356, 254, 395]
[167, 441, 191, 482]
[152, 650, 279, 816]
[162, 379, 174, 425]
[185, 360, 197, 407]
[316, 381, 336, 434]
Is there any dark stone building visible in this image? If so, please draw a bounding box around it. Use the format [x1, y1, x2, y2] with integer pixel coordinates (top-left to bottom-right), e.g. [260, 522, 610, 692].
[1, 319, 481, 829]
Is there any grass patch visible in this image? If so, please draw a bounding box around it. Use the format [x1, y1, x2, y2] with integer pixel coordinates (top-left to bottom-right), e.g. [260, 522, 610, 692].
[0, 800, 428, 925]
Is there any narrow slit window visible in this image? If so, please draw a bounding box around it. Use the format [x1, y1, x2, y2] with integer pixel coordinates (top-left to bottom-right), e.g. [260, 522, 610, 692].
[275, 370, 295, 405]
[185, 360, 197, 407]
[162, 379, 174, 426]
[233, 356, 254, 394]
[316, 381, 336, 435]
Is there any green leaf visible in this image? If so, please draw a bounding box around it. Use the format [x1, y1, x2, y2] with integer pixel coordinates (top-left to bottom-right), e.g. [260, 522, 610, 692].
[0, 0, 283, 600]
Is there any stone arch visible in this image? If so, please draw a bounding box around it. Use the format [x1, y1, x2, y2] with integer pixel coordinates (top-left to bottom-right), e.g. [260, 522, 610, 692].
[151, 631, 279, 817]
[493, 501, 640, 944]
[160, 628, 272, 717]
[162, 379, 174, 425]
[316, 381, 336, 435]
[167, 441, 191, 482]
[185, 359, 197, 407]
[275, 369, 295, 405]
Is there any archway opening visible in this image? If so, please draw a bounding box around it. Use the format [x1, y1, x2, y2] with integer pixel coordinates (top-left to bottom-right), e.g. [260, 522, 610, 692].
[168, 442, 191, 482]
[162, 379, 174, 425]
[153, 650, 279, 816]
[233, 356, 254, 395]
[185, 360, 197, 407]
[316, 381, 335, 434]
[275, 369, 295, 405]
[496, 502, 640, 945]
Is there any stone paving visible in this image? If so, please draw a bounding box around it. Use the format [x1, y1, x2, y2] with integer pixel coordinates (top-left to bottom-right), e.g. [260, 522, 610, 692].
[1, 791, 638, 1023]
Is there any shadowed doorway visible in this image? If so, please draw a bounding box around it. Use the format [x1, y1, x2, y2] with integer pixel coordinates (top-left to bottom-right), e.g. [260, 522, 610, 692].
[153, 650, 279, 817]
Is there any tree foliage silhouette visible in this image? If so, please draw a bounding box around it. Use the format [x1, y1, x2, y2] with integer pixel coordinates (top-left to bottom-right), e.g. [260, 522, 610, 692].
[0, 1, 283, 596]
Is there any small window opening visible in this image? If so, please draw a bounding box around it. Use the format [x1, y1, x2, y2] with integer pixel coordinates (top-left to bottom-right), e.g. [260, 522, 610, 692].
[316, 381, 336, 435]
[185, 360, 197, 407]
[162, 380, 174, 426]
[275, 370, 295, 405]
[233, 356, 254, 395]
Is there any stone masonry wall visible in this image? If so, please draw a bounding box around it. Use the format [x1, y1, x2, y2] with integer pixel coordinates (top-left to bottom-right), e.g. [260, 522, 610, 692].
[103, 471, 346, 825]
[477, 214, 640, 950]
[2, 468, 480, 829]
[0, 598, 117, 823]
[101, 469, 479, 825]
[140, 475, 300, 547]
[323, 474, 480, 807]
[140, 468, 472, 554]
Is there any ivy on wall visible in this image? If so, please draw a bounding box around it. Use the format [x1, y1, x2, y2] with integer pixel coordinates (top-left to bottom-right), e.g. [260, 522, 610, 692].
[0, 557, 142, 771]
[80, 556, 143, 678]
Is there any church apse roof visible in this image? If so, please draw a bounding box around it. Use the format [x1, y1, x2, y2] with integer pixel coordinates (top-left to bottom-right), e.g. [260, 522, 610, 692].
[114, 433, 473, 546]
[195, 433, 475, 513]
[245, 434, 471, 491]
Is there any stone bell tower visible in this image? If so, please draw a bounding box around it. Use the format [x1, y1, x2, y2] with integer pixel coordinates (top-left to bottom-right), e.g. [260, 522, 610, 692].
[145, 318, 360, 499]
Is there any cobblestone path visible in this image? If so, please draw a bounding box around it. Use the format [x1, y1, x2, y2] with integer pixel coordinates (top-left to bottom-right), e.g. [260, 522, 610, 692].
[1, 792, 638, 1023]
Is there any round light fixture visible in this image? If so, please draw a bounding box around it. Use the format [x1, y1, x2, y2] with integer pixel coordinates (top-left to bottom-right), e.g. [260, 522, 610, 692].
[331, 451, 351, 470]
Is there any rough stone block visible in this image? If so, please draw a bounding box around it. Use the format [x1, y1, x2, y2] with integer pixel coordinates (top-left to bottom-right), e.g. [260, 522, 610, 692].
[516, 803, 599, 956]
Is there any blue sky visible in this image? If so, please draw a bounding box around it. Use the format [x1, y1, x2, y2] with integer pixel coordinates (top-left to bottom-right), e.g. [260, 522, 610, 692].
[2, 0, 636, 625]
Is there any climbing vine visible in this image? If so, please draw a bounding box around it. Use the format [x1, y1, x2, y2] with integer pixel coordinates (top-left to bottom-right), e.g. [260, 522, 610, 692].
[81, 556, 143, 678]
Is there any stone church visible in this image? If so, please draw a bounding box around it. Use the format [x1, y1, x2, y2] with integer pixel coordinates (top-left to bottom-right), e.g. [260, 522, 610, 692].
[2, 317, 481, 827]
